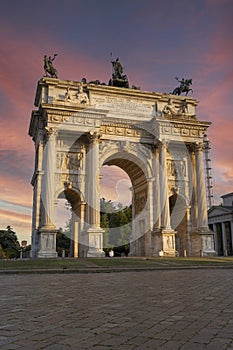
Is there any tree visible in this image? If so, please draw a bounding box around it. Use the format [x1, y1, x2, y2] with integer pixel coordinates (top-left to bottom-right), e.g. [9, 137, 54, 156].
[100, 198, 132, 256]
[0, 245, 6, 259]
[0, 226, 20, 259]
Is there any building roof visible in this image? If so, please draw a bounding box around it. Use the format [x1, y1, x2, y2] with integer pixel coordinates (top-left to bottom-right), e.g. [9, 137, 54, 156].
[221, 192, 233, 198]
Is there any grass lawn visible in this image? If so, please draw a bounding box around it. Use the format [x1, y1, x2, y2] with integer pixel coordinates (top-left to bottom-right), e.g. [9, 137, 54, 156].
[0, 256, 233, 271]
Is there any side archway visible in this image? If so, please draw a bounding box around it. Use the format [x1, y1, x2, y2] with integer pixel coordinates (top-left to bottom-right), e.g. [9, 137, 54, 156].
[56, 187, 86, 257]
[169, 193, 189, 256]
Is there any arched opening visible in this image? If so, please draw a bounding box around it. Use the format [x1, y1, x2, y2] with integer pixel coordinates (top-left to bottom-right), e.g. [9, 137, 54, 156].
[169, 193, 189, 256]
[55, 197, 72, 257]
[100, 153, 150, 256]
[55, 188, 84, 257]
[100, 165, 132, 256]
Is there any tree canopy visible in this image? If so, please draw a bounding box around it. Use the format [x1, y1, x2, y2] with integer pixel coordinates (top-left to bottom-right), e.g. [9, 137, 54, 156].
[100, 198, 132, 256]
[0, 226, 20, 259]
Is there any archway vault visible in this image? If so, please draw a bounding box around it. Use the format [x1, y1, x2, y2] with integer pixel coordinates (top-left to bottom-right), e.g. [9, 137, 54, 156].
[104, 157, 147, 188]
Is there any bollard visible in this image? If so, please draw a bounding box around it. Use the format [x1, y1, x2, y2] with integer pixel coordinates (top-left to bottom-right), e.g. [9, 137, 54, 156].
[159, 250, 164, 257]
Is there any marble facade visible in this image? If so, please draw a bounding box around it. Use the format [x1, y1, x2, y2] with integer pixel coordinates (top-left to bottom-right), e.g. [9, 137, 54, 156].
[29, 77, 216, 258]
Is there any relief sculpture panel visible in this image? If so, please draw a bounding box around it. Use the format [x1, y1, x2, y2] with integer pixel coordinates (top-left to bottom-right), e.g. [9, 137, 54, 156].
[56, 152, 83, 171]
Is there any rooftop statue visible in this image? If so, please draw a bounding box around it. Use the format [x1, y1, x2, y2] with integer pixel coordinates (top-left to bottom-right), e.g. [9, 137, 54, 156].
[44, 54, 58, 78]
[109, 57, 129, 88]
[172, 77, 193, 96]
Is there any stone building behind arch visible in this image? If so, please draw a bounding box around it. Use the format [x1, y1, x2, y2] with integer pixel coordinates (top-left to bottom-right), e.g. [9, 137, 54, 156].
[29, 77, 216, 258]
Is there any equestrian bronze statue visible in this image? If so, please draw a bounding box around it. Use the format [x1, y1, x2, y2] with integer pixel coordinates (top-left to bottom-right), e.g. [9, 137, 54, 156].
[172, 77, 193, 96]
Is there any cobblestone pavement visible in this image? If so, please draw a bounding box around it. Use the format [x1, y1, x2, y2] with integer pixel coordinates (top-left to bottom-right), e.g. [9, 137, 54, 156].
[0, 269, 233, 350]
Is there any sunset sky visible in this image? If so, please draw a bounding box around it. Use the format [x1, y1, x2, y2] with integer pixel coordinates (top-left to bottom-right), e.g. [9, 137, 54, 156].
[0, 0, 232, 243]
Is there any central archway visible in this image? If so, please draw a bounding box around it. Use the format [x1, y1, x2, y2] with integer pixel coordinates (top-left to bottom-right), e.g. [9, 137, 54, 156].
[100, 144, 152, 256]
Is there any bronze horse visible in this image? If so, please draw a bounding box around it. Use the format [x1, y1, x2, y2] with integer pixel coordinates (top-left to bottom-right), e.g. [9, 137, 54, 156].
[172, 78, 193, 96]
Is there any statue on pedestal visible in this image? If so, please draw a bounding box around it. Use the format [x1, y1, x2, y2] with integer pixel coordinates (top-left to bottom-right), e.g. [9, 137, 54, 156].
[44, 54, 58, 78]
[172, 77, 193, 96]
[109, 57, 129, 88]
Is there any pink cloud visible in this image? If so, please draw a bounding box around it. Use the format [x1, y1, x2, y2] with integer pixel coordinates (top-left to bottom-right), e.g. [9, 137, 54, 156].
[100, 166, 132, 205]
[0, 209, 31, 224]
[0, 208, 32, 242]
[0, 175, 32, 207]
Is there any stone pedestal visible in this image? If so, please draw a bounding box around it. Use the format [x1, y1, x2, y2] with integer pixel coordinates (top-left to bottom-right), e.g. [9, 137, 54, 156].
[37, 228, 58, 258]
[151, 229, 163, 256]
[86, 227, 105, 257]
[190, 228, 217, 257]
[162, 229, 177, 256]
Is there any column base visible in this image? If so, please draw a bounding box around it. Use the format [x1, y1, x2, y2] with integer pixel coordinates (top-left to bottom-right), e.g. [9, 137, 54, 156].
[37, 227, 58, 258]
[161, 229, 177, 257]
[151, 229, 163, 256]
[37, 251, 58, 258]
[86, 227, 105, 257]
[190, 227, 217, 257]
[87, 249, 105, 258]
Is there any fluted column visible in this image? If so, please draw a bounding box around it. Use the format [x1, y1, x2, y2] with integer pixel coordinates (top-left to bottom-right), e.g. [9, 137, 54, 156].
[153, 145, 161, 230]
[41, 128, 57, 228]
[87, 130, 101, 227]
[221, 222, 227, 256]
[231, 221, 233, 253]
[189, 146, 198, 229]
[186, 206, 192, 254]
[86, 130, 104, 257]
[150, 144, 163, 256]
[213, 223, 218, 252]
[31, 131, 44, 257]
[159, 141, 171, 230]
[79, 201, 87, 257]
[34, 133, 44, 229]
[38, 127, 58, 258]
[195, 142, 208, 228]
[147, 178, 154, 230]
[72, 212, 79, 258]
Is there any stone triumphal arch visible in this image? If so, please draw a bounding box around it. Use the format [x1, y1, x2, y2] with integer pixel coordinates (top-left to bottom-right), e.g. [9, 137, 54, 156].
[29, 77, 216, 258]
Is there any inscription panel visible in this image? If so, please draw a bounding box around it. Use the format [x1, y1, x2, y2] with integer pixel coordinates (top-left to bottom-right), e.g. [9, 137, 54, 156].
[93, 95, 153, 115]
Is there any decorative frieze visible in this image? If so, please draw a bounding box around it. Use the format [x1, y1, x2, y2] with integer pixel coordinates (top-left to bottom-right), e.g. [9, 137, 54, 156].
[47, 113, 101, 127]
[100, 124, 144, 138]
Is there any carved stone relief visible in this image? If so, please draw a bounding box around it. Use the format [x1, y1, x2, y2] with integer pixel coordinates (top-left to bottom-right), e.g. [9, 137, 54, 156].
[56, 152, 83, 170]
[55, 83, 89, 105]
[167, 159, 186, 179]
[167, 159, 178, 178]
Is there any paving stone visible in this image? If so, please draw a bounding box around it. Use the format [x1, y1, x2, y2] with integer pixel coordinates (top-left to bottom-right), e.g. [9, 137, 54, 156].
[1, 269, 233, 350]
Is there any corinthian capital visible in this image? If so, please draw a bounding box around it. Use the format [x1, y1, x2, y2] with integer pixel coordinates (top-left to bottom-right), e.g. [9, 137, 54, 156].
[194, 142, 204, 152]
[88, 129, 101, 143]
[44, 126, 58, 139]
